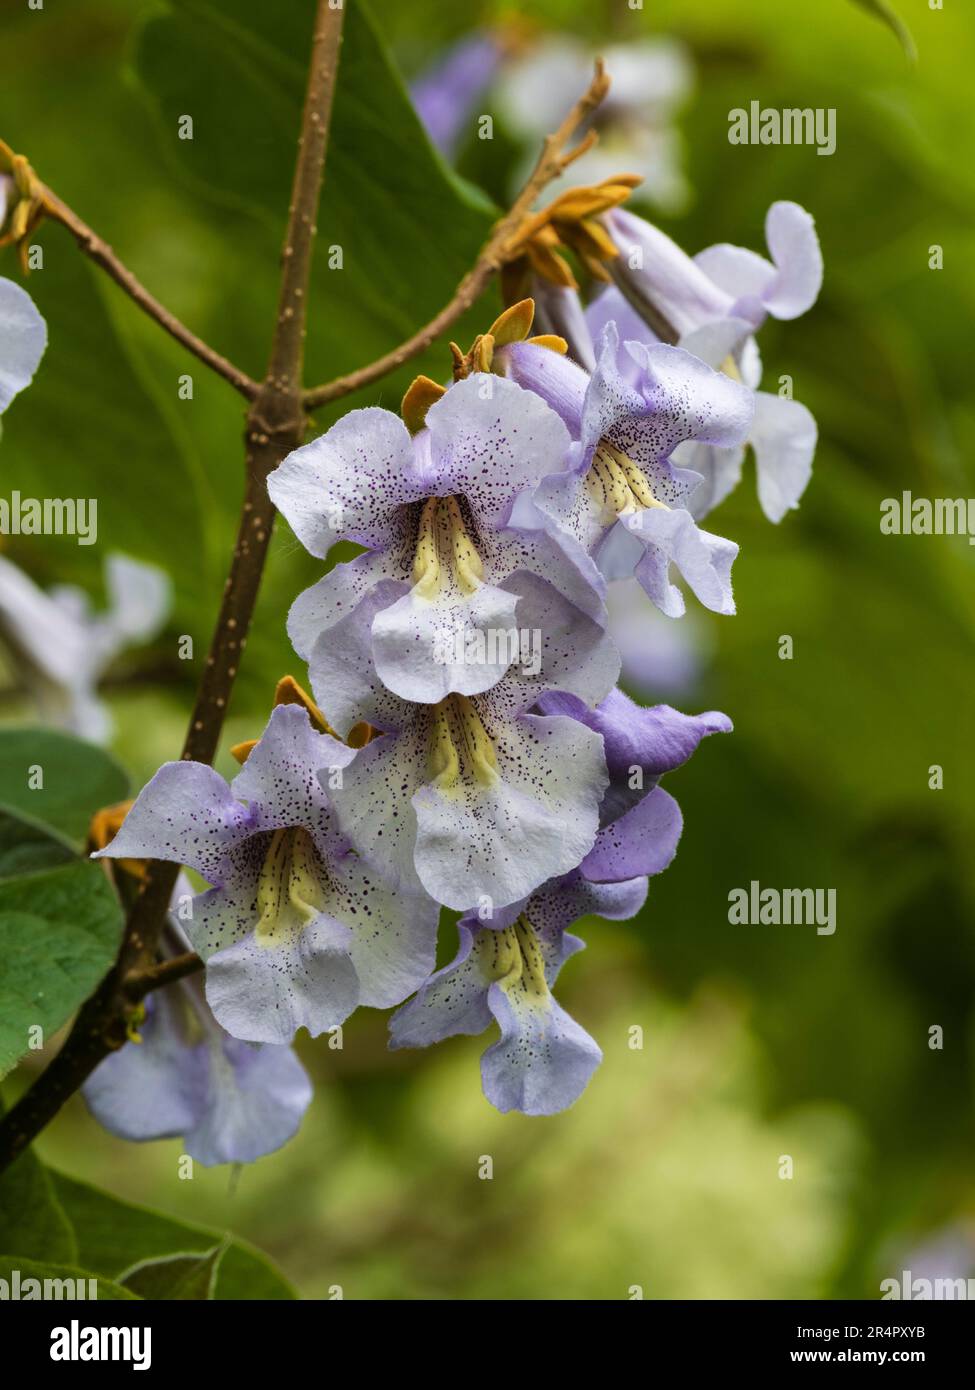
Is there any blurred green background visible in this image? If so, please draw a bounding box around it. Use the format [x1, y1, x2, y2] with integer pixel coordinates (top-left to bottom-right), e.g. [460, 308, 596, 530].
[1, 0, 974, 1298]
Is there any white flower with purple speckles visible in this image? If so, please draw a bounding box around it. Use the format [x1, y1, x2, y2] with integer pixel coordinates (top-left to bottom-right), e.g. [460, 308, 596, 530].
[386, 683, 731, 1115]
[389, 870, 646, 1116]
[311, 571, 619, 911]
[268, 373, 604, 707]
[498, 323, 754, 617]
[593, 201, 822, 522]
[94, 703, 440, 1045]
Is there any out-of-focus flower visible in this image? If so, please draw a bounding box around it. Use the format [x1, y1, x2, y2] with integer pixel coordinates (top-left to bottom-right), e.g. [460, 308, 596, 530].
[83, 890, 313, 1167]
[0, 552, 170, 742]
[411, 30, 507, 158]
[94, 703, 440, 1045]
[497, 37, 694, 212]
[607, 576, 708, 699]
[596, 201, 822, 521]
[0, 274, 46, 418]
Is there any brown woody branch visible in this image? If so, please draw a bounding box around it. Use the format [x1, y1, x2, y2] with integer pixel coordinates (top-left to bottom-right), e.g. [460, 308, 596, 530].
[302, 58, 610, 410]
[37, 188, 261, 400]
[0, 0, 345, 1174]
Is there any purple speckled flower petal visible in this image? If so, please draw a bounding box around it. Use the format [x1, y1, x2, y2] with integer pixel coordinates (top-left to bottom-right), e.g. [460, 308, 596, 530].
[92, 760, 256, 884]
[267, 407, 424, 554]
[582, 784, 682, 880]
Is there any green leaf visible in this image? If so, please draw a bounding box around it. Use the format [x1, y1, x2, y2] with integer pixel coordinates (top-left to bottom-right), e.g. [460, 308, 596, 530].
[120, 1243, 226, 1299]
[51, 1173, 297, 1300]
[0, 808, 76, 880]
[133, 0, 498, 405]
[0, 728, 128, 843]
[849, 0, 918, 62]
[0, 857, 123, 1079]
[0, 1255, 137, 1300]
[0, 1129, 77, 1264]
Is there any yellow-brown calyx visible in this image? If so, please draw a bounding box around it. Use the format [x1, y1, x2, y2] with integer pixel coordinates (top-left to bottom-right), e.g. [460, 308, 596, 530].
[476, 915, 550, 1001]
[451, 298, 567, 379]
[412, 495, 484, 599]
[427, 694, 499, 793]
[0, 139, 47, 274]
[401, 375, 446, 435]
[231, 674, 376, 766]
[87, 800, 146, 883]
[499, 175, 643, 293]
[125, 1001, 148, 1045]
[254, 826, 328, 947]
[585, 441, 669, 525]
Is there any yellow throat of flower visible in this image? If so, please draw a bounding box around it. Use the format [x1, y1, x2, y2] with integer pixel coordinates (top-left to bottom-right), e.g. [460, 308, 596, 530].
[477, 916, 550, 1001]
[586, 441, 670, 525]
[427, 694, 499, 792]
[412, 495, 485, 599]
[255, 826, 328, 947]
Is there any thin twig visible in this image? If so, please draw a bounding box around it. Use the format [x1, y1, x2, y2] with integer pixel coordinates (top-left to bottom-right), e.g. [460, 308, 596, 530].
[39, 187, 261, 400]
[302, 58, 610, 410]
[0, 0, 346, 1174]
[124, 951, 203, 999]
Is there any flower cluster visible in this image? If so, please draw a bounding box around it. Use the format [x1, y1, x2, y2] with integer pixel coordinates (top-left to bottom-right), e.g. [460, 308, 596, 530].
[92, 200, 821, 1160]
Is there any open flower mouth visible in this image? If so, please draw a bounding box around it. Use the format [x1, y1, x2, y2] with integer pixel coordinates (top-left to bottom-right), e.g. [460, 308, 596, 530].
[427, 692, 500, 792]
[586, 439, 669, 525]
[409, 493, 486, 599]
[477, 915, 549, 1003]
[254, 826, 328, 948]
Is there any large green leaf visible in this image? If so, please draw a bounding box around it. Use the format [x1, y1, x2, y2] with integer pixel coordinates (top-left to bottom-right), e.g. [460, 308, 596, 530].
[51, 1173, 297, 1300]
[133, 0, 498, 406]
[0, 1124, 77, 1264]
[0, 808, 76, 880]
[0, 857, 122, 1079]
[0, 1255, 137, 1300]
[0, 728, 128, 843]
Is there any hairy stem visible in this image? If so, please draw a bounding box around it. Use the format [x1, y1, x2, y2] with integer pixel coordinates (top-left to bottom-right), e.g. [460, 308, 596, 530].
[0, 0, 345, 1173]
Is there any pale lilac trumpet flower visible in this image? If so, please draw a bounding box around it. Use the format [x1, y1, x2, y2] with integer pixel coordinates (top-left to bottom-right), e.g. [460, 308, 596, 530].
[496, 324, 754, 618]
[389, 684, 731, 1114]
[390, 870, 646, 1116]
[311, 572, 619, 912]
[268, 373, 604, 707]
[593, 201, 822, 522]
[94, 702, 440, 1045]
